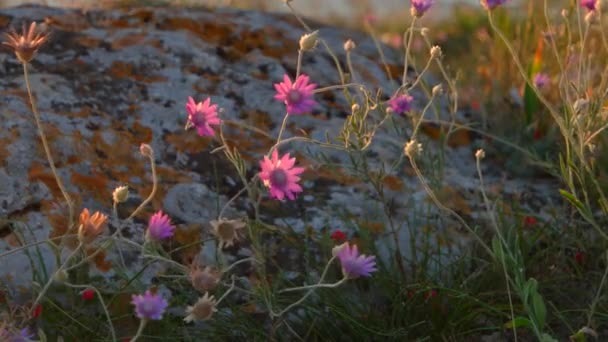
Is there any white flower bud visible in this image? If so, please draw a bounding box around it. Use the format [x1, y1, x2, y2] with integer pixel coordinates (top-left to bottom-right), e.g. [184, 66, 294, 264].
[432, 84, 443, 97]
[112, 185, 129, 203]
[430, 45, 442, 59]
[344, 39, 356, 52]
[404, 139, 423, 159]
[299, 30, 319, 51]
[475, 149, 486, 160]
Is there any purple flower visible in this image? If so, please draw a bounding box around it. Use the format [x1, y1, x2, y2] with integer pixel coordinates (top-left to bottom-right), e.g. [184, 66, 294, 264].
[533, 72, 550, 89]
[581, 0, 597, 11]
[480, 0, 509, 10]
[146, 211, 175, 242]
[131, 290, 168, 320]
[186, 96, 221, 137]
[411, 0, 434, 17]
[258, 149, 305, 201]
[387, 93, 414, 115]
[334, 243, 377, 279]
[0, 327, 34, 342]
[274, 74, 317, 115]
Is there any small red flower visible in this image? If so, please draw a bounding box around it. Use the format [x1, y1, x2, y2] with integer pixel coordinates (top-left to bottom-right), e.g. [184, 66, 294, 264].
[424, 289, 438, 300]
[533, 128, 543, 140]
[575, 251, 586, 265]
[32, 304, 42, 318]
[523, 216, 538, 227]
[82, 288, 95, 301]
[330, 230, 346, 243]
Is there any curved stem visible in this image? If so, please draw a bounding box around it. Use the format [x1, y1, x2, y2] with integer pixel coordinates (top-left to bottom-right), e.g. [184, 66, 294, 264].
[23, 63, 74, 230]
[130, 319, 147, 342]
[128, 150, 158, 220]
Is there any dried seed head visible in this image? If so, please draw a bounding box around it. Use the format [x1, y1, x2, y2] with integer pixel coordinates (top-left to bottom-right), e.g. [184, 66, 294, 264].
[404, 139, 423, 159]
[299, 30, 319, 51]
[432, 84, 443, 97]
[420, 27, 430, 37]
[351, 103, 360, 113]
[184, 292, 217, 323]
[112, 185, 129, 203]
[190, 266, 221, 292]
[210, 218, 246, 249]
[430, 45, 442, 59]
[3, 21, 49, 63]
[344, 39, 356, 52]
[475, 149, 486, 160]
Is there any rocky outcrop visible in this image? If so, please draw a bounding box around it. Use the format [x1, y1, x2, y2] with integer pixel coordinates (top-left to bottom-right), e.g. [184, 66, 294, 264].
[0, 5, 559, 290]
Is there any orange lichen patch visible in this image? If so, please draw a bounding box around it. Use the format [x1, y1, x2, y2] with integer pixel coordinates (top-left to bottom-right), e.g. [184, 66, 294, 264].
[130, 121, 153, 144]
[70, 171, 109, 201]
[231, 27, 293, 60]
[107, 61, 167, 83]
[28, 161, 62, 198]
[158, 17, 232, 45]
[435, 186, 471, 216]
[73, 35, 103, 49]
[359, 220, 385, 234]
[420, 122, 472, 148]
[129, 8, 155, 24]
[173, 224, 202, 264]
[155, 165, 193, 184]
[313, 165, 361, 186]
[383, 64, 402, 81]
[3, 232, 22, 248]
[111, 33, 147, 50]
[45, 13, 91, 32]
[0, 14, 11, 28]
[0, 127, 19, 165]
[244, 110, 274, 133]
[382, 174, 404, 192]
[164, 131, 211, 154]
[87, 247, 113, 273]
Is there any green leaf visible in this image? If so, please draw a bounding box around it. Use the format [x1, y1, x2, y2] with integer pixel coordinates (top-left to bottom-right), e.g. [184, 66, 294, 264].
[532, 292, 547, 329]
[559, 189, 585, 212]
[504, 316, 532, 329]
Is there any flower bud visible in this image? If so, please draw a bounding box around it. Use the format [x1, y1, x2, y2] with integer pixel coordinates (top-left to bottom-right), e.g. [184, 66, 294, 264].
[140, 143, 153, 158]
[475, 149, 486, 160]
[561, 9, 568, 18]
[112, 185, 129, 203]
[351, 103, 360, 113]
[420, 27, 429, 37]
[299, 30, 319, 51]
[332, 242, 348, 257]
[344, 39, 356, 52]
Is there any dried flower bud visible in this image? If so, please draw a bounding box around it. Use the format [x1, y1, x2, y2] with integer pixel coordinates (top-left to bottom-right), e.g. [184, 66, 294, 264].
[404, 139, 423, 159]
[430, 45, 442, 59]
[210, 218, 246, 248]
[53, 269, 69, 283]
[112, 185, 129, 203]
[140, 143, 153, 158]
[561, 9, 568, 18]
[299, 30, 319, 51]
[420, 27, 430, 37]
[344, 39, 356, 52]
[475, 149, 486, 160]
[351, 103, 360, 113]
[432, 84, 443, 97]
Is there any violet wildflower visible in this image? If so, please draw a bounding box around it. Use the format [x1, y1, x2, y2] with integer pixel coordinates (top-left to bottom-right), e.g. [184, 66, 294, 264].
[533, 72, 550, 89]
[2, 327, 35, 342]
[146, 210, 175, 242]
[411, 0, 434, 17]
[131, 290, 168, 320]
[274, 74, 317, 115]
[185, 96, 221, 137]
[581, 0, 598, 11]
[387, 93, 414, 115]
[480, 0, 509, 10]
[259, 150, 305, 201]
[334, 243, 377, 279]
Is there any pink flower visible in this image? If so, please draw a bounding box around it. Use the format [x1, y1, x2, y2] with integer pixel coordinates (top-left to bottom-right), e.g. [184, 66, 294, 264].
[411, 0, 434, 17]
[387, 94, 414, 115]
[533, 72, 550, 89]
[186, 96, 221, 137]
[581, 0, 597, 11]
[480, 0, 509, 10]
[273, 74, 317, 115]
[146, 211, 176, 242]
[258, 150, 305, 201]
[131, 290, 168, 320]
[334, 243, 377, 279]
